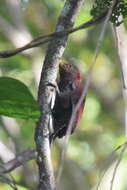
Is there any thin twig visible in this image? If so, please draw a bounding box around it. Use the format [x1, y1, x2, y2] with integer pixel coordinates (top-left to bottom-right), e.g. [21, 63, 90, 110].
[95, 142, 125, 190]
[0, 173, 18, 190]
[0, 149, 37, 174]
[110, 142, 127, 190]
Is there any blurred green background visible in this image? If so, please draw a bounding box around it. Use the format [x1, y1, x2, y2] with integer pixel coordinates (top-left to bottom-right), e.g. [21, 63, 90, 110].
[0, 0, 127, 190]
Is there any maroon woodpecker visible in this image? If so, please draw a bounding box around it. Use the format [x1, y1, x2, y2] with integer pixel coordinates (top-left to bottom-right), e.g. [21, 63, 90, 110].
[50, 63, 85, 142]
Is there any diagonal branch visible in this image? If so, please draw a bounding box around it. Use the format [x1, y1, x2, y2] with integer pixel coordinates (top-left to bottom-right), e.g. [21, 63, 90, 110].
[0, 149, 37, 174]
[0, 0, 120, 59]
[0, 11, 107, 58]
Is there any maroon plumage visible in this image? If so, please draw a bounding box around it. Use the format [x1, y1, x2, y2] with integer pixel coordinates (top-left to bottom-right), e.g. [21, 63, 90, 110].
[51, 63, 85, 141]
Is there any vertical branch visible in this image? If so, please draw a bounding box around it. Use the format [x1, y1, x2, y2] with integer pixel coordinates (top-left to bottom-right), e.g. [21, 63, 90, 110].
[35, 0, 85, 190]
[115, 24, 127, 135]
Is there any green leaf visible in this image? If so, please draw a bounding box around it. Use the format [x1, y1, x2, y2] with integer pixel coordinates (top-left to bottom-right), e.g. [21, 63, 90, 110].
[91, 0, 127, 26]
[0, 77, 40, 119]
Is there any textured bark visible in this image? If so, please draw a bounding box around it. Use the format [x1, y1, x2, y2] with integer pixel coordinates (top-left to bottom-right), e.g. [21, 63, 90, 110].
[35, 0, 85, 190]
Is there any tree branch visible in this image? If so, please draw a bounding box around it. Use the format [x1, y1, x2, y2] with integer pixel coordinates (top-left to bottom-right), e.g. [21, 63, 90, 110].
[0, 149, 36, 174]
[110, 142, 127, 190]
[35, 0, 84, 190]
[0, 11, 107, 58]
[114, 23, 127, 135]
[0, 0, 120, 59]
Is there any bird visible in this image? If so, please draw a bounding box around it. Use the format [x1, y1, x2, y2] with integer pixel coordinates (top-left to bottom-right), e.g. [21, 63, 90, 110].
[50, 63, 85, 142]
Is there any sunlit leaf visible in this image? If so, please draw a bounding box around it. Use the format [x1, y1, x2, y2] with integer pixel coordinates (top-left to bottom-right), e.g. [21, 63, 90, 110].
[0, 77, 40, 120]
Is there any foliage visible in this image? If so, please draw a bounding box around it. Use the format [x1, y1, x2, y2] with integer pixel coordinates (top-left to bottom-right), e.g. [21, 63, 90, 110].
[91, 0, 127, 25]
